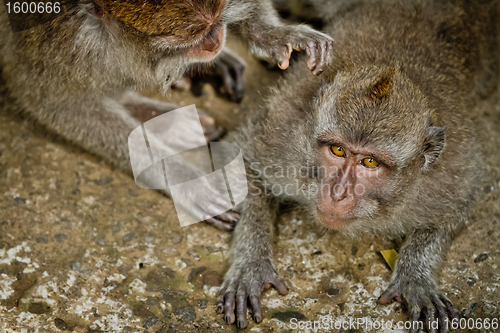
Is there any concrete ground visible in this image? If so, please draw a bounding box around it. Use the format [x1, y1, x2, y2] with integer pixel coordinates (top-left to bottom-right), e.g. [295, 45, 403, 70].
[0, 34, 499, 333]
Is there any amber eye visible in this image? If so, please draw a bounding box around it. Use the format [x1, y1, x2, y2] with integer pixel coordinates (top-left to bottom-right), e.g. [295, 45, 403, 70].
[331, 146, 346, 157]
[362, 157, 379, 168]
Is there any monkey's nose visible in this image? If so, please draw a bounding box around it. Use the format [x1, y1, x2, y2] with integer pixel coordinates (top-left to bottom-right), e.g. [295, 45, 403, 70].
[331, 195, 356, 217]
[200, 22, 224, 55]
[331, 184, 348, 202]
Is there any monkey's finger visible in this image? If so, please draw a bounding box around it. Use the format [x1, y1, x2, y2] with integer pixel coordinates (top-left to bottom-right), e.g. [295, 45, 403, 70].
[199, 114, 215, 126]
[377, 287, 401, 305]
[198, 114, 226, 142]
[216, 61, 238, 101]
[223, 291, 236, 324]
[216, 210, 240, 224]
[249, 295, 263, 323]
[230, 61, 245, 104]
[205, 203, 231, 217]
[190, 204, 234, 231]
[313, 40, 332, 76]
[306, 41, 318, 72]
[217, 287, 227, 313]
[204, 125, 226, 142]
[203, 197, 240, 224]
[440, 296, 459, 320]
[424, 305, 437, 333]
[204, 216, 234, 231]
[431, 297, 449, 333]
[213, 50, 246, 103]
[269, 275, 289, 296]
[276, 44, 293, 70]
[218, 56, 246, 103]
[278, 57, 290, 70]
[236, 292, 248, 328]
[203, 201, 239, 224]
[409, 306, 421, 333]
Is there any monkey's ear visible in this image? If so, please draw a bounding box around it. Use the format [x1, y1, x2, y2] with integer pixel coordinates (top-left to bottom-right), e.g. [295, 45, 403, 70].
[422, 126, 446, 170]
[368, 67, 395, 102]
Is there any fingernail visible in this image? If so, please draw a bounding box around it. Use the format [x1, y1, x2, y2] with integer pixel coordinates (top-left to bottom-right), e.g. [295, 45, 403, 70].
[217, 305, 223, 312]
[224, 315, 231, 323]
[254, 315, 261, 323]
[237, 320, 245, 328]
[315, 69, 324, 76]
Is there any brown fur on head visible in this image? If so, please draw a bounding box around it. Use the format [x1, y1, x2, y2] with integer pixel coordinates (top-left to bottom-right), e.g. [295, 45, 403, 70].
[98, 0, 226, 41]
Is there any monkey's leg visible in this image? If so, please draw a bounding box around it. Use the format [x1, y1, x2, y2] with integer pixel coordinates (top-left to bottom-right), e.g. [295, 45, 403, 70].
[120, 92, 225, 143]
[188, 48, 246, 103]
[33, 99, 238, 230]
[217, 193, 288, 328]
[378, 228, 460, 333]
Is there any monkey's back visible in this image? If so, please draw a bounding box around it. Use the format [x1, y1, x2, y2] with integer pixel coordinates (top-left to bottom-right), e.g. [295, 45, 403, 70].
[323, 0, 499, 102]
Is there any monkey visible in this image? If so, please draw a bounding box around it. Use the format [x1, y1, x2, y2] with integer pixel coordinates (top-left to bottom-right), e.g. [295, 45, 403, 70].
[217, 0, 499, 330]
[0, 0, 334, 230]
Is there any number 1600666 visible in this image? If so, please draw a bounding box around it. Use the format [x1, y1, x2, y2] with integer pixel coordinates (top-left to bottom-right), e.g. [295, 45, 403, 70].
[6, 2, 61, 14]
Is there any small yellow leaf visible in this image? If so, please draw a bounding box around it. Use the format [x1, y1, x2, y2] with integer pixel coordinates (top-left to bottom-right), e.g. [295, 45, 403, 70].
[380, 249, 398, 271]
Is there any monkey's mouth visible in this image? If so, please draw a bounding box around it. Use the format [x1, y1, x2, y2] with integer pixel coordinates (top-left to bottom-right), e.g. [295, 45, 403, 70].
[316, 209, 355, 229]
[187, 22, 226, 61]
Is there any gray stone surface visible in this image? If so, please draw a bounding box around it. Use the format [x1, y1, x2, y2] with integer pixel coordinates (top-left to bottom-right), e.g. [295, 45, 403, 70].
[1, 37, 499, 333]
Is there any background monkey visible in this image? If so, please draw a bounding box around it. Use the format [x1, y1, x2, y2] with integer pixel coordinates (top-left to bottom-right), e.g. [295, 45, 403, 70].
[218, 0, 499, 330]
[0, 0, 333, 230]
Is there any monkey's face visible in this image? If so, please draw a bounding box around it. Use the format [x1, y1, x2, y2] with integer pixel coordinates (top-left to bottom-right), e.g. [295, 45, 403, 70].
[314, 140, 393, 229]
[310, 66, 446, 231]
[97, 0, 227, 61]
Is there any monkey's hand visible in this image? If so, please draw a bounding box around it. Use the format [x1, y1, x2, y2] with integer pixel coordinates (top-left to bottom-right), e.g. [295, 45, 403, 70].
[122, 93, 225, 145]
[378, 281, 459, 333]
[163, 173, 240, 231]
[189, 48, 246, 103]
[247, 24, 333, 76]
[217, 261, 288, 328]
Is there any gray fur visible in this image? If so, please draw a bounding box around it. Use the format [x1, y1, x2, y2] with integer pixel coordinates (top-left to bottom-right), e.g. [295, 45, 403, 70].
[0, 0, 332, 229]
[219, 0, 499, 329]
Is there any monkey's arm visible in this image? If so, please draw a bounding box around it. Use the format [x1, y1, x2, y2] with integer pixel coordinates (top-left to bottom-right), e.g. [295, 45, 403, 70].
[18, 92, 238, 229]
[378, 227, 461, 332]
[225, 0, 334, 75]
[217, 192, 288, 328]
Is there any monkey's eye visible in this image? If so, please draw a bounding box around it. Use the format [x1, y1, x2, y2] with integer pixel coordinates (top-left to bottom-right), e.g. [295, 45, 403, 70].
[362, 157, 379, 168]
[331, 146, 346, 157]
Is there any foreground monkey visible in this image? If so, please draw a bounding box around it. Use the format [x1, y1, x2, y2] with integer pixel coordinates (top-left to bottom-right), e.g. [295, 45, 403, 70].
[218, 0, 499, 330]
[0, 0, 333, 230]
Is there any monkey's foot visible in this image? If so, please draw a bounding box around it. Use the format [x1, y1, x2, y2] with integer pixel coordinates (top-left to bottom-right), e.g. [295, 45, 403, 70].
[189, 50, 246, 103]
[217, 263, 288, 328]
[378, 283, 459, 333]
[249, 24, 333, 76]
